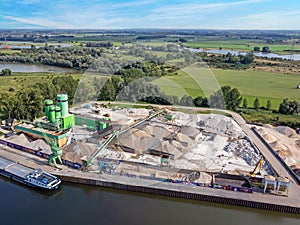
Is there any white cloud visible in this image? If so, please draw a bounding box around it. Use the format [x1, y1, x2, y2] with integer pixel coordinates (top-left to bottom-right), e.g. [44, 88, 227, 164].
[153, 0, 267, 17]
[2, 15, 73, 28]
[2, 0, 299, 30]
[240, 10, 300, 20]
[225, 10, 300, 30]
[112, 0, 157, 8]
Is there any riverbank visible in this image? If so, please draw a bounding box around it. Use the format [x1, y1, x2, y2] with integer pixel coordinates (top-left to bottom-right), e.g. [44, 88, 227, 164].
[0, 63, 78, 73]
[1, 140, 299, 215]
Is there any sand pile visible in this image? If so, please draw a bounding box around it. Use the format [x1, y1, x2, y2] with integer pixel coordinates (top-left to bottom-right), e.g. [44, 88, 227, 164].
[275, 144, 291, 157]
[140, 125, 152, 135]
[7, 133, 31, 146]
[195, 172, 212, 185]
[161, 141, 183, 159]
[118, 128, 161, 154]
[262, 133, 277, 142]
[140, 123, 173, 140]
[180, 126, 199, 139]
[171, 140, 186, 152]
[131, 128, 151, 139]
[27, 139, 51, 154]
[63, 142, 96, 163]
[175, 133, 195, 148]
[274, 126, 296, 137]
[270, 141, 288, 151]
[258, 128, 267, 136]
[263, 124, 274, 129]
[152, 125, 172, 139]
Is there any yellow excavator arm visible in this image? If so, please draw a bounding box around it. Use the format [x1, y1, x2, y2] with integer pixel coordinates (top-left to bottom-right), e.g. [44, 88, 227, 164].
[250, 157, 263, 176]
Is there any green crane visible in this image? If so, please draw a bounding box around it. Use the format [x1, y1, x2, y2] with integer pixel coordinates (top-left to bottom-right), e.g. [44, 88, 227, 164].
[48, 139, 63, 168]
[36, 122, 63, 168]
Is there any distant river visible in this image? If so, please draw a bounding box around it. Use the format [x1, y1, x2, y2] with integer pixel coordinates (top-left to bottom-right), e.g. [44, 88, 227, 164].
[189, 48, 300, 61]
[0, 177, 299, 225]
[0, 63, 77, 73]
[0, 41, 71, 49]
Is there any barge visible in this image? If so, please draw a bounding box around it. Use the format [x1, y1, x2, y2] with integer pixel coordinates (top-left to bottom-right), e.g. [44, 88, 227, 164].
[0, 157, 61, 190]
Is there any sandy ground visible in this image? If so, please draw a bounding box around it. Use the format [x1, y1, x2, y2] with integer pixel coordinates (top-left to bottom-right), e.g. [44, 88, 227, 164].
[1, 105, 270, 177]
[256, 125, 300, 169]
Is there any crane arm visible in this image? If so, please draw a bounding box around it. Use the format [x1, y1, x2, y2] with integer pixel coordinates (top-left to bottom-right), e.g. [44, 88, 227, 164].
[35, 122, 52, 145]
[250, 157, 263, 176]
[86, 110, 164, 166]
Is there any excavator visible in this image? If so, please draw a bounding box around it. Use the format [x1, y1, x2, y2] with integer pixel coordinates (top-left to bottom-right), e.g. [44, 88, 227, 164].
[250, 157, 263, 177]
[248, 157, 264, 188]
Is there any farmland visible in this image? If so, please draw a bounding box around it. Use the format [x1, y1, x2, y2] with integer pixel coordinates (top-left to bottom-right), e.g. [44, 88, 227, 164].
[183, 39, 300, 54]
[153, 67, 300, 109]
[0, 72, 82, 95]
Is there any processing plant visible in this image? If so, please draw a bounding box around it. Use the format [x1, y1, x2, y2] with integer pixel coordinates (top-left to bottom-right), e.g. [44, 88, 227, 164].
[40, 94, 75, 131]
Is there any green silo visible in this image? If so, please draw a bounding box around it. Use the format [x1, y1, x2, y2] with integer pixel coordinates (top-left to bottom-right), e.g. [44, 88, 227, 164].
[57, 94, 68, 117]
[44, 99, 53, 119]
[55, 106, 61, 119]
[49, 105, 56, 124]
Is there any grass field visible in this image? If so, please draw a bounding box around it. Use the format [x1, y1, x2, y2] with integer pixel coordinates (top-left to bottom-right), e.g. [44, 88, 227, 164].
[183, 42, 299, 53]
[0, 49, 21, 54]
[153, 67, 300, 109]
[0, 72, 82, 95]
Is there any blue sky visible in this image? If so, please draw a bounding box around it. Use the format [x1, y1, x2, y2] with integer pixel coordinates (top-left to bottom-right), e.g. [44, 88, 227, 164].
[0, 0, 299, 29]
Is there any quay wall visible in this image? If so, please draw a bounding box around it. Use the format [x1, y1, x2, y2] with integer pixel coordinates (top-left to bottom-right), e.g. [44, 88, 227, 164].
[1, 136, 300, 214]
[59, 175, 300, 214]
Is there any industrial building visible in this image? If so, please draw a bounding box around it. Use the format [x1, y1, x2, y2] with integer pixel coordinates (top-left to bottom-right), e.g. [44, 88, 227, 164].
[13, 94, 75, 148]
[1, 96, 294, 197]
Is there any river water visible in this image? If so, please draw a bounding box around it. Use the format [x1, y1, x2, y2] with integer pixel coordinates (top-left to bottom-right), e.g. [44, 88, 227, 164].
[189, 48, 300, 61]
[0, 41, 71, 49]
[0, 63, 77, 73]
[0, 177, 299, 225]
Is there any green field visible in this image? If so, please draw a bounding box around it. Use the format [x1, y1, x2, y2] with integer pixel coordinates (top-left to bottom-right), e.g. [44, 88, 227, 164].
[0, 72, 82, 95]
[153, 67, 300, 109]
[0, 49, 21, 54]
[183, 42, 299, 54]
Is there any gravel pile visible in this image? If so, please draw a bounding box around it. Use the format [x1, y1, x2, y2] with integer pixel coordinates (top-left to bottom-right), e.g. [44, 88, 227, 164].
[7, 133, 31, 146]
[180, 126, 200, 139]
[274, 126, 296, 137]
[196, 114, 244, 138]
[262, 133, 277, 142]
[118, 128, 163, 154]
[63, 142, 96, 163]
[224, 139, 275, 175]
[27, 139, 51, 154]
[224, 139, 259, 166]
[195, 172, 212, 185]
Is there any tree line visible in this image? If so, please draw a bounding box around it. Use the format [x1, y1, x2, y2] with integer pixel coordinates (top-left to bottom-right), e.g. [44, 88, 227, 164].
[0, 43, 198, 71]
[198, 52, 254, 70]
[0, 68, 12, 76]
[0, 76, 78, 120]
